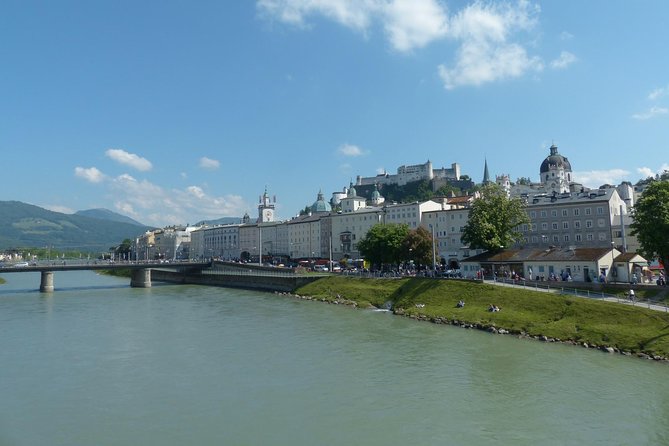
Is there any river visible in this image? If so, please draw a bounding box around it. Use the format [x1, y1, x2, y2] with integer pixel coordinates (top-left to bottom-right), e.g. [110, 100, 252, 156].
[1, 270, 667, 445]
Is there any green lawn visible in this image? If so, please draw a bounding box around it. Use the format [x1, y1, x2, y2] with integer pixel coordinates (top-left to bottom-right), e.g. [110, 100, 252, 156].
[295, 276, 669, 358]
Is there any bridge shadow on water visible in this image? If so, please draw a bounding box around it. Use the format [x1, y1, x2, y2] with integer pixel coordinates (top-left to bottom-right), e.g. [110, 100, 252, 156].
[0, 283, 138, 296]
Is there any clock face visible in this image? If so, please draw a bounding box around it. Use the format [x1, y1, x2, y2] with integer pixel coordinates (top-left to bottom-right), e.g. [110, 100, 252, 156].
[265, 211, 271, 220]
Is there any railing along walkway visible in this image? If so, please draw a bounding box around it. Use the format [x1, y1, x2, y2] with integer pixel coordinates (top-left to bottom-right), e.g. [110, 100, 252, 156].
[486, 277, 669, 313]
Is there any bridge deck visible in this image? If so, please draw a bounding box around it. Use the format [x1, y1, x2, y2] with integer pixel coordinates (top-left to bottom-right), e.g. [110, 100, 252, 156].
[0, 261, 211, 273]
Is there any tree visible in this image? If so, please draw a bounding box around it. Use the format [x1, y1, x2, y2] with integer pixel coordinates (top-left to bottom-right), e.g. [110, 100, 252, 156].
[461, 183, 530, 253]
[357, 223, 409, 269]
[115, 238, 133, 260]
[516, 176, 532, 185]
[401, 226, 434, 269]
[630, 180, 669, 276]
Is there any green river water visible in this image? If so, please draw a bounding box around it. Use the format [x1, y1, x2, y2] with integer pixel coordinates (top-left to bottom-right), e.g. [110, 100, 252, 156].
[1, 271, 667, 445]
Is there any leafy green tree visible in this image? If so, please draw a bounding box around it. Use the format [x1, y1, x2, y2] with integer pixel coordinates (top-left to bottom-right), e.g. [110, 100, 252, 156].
[461, 183, 530, 253]
[631, 180, 669, 275]
[357, 223, 409, 269]
[401, 226, 434, 269]
[516, 176, 532, 185]
[435, 184, 459, 197]
[114, 238, 133, 260]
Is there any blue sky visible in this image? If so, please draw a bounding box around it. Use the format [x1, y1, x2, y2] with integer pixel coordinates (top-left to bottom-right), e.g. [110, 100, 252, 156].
[1, 1, 668, 227]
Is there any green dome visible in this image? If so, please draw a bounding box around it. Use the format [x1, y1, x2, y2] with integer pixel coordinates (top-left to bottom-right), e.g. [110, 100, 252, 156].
[311, 190, 332, 213]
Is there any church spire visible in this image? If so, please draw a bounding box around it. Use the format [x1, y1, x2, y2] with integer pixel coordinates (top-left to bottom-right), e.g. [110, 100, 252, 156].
[482, 158, 491, 185]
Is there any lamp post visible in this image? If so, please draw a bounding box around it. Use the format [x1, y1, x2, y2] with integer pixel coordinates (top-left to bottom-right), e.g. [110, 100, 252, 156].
[258, 225, 263, 266]
[610, 241, 615, 283]
[429, 224, 437, 274]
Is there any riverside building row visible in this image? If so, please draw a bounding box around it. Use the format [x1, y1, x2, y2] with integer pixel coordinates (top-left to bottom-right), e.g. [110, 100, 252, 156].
[133, 145, 646, 281]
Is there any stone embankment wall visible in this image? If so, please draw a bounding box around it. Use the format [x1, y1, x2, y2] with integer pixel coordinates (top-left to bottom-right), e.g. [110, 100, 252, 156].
[151, 269, 319, 293]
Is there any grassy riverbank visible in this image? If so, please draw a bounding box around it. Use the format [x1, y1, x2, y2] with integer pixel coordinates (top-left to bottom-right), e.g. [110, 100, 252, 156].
[294, 276, 669, 359]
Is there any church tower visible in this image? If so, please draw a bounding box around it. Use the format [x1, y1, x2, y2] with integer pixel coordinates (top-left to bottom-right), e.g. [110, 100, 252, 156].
[539, 144, 573, 194]
[258, 186, 276, 223]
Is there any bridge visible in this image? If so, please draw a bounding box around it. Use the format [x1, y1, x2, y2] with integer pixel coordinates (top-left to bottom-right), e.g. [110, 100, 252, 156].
[0, 261, 212, 292]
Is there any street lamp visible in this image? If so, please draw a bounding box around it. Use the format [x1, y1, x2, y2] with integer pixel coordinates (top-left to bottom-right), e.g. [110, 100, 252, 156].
[610, 241, 615, 283]
[258, 225, 262, 266]
[429, 224, 437, 273]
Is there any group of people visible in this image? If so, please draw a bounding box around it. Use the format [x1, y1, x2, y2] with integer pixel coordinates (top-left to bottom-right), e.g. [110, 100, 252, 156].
[454, 300, 500, 312]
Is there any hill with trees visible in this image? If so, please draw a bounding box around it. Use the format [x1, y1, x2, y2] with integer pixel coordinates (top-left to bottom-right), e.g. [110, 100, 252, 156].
[0, 201, 153, 252]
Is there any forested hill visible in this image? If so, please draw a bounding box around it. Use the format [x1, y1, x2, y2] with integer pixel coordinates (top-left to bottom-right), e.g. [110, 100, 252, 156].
[75, 208, 145, 226]
[0, 201, 152, 251]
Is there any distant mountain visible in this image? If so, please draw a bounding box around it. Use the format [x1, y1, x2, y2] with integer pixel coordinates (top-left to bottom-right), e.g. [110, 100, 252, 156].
[76, 208, 145, 226]
[196, 217, 242, 226]
[0, 201, 152, 252]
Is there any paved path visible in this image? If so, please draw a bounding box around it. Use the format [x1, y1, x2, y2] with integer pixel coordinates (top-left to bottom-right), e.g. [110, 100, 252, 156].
[484, 279, 669, 313]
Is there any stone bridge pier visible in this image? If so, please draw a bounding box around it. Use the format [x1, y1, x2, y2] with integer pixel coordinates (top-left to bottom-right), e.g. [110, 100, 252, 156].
[130, 269, 152, 288]
[40, 271, 54, 293]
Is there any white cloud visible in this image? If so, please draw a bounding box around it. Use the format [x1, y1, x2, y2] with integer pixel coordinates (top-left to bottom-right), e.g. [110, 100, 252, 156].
[338, 143, 366, 157]
[109, 174, 248, 226]
[105, 149, 153, 171]
[438, 1, 543, 89]
[572, 169, 630, 188]
[637, 167, 654, 179]
[74, 166, 106, 183]
[550, 51, 576, 69]
[257, 0, 374, 31]
[648, 86, 668, 101]
[259, 0, 544, 89]
[382, 0, 449, 52]
[199, 157, 221, 170]
[637, 164, 669, 180]
[186, 185, 206, 199]
[559, 31, 574, 41]
[631, 106, 668, 120]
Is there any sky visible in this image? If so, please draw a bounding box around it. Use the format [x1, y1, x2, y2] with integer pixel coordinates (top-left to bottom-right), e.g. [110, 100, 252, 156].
[1, 0, 668, 227]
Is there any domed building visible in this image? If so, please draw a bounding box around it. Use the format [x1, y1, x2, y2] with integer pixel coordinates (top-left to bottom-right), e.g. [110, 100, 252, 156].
[370, 183, 385, 206]
[540, 144, 572, 194]
[310, 190, 332, 213]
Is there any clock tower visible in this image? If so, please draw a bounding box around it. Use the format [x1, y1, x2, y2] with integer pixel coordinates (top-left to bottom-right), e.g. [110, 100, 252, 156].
[258, 187, 276, 223]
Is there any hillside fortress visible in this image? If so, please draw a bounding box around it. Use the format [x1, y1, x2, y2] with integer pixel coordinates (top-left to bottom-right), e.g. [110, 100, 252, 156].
[355, 160, 461, 187]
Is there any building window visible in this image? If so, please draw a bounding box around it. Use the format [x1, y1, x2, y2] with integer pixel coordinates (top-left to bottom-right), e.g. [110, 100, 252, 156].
[540, 210, 547, 218]
[598, 232, 607, 241]
[542, 222, 548, 230]
[574, 208, 580, 216]
[586, 233, 594, 241]
[575, 234, 582, 242]
[597, 219, 606, 228]
[597, 206, 604, 215]
[574, 221, 581, 229]
[563, 235, 570, 242]
[563, 222, 569, 229]
[551, 210, 558, 217]
[562, 209, 568, 217]
[530, 211, 536, 218]
[586, 220, 593, 228]
[552, 235, 559, 243]
[585, 208, 592, 215]
[552, 222, 559, 230]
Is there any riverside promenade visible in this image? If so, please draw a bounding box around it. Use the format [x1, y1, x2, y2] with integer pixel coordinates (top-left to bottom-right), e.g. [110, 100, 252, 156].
[485, 277, 669, 312]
